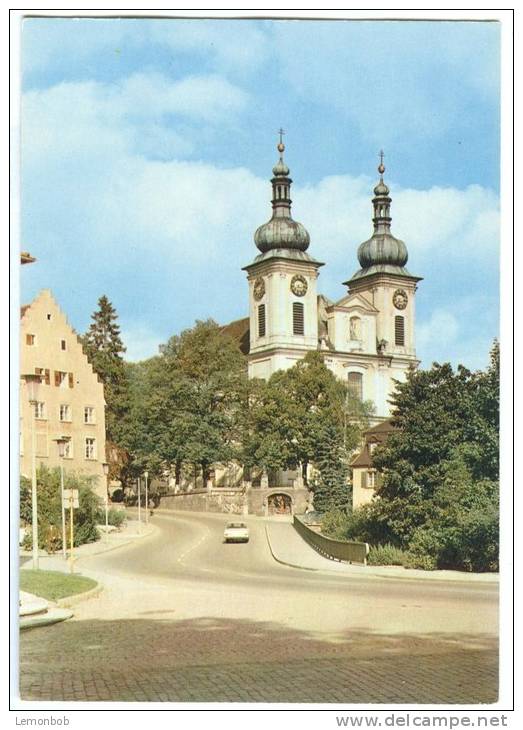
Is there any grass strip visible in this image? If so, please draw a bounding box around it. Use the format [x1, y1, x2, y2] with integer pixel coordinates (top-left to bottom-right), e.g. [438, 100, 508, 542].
[20, 570, 97, 601]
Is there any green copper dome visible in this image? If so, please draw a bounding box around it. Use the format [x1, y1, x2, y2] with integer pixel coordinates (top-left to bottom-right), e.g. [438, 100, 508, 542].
[357, 232, 408, 268]
[254, 139, 310, 254]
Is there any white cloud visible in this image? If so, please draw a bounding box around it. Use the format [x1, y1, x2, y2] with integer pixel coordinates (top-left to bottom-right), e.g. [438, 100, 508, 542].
[121, 323, 165, 362]
[21, 72, 499, 369]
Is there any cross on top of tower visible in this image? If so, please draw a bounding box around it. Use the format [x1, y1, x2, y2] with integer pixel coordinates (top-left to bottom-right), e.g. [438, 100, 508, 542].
[277, 128, 285, 154]
[378, 150, 385, 176]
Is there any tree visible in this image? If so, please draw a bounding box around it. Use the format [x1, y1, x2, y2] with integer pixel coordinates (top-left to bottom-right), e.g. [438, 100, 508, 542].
[125, 320, 249, 487]
[245, 352, 372, 499]
[350, 341, 500, 570]
[310, 420, 351, 513]
[82, 296, 131, 477]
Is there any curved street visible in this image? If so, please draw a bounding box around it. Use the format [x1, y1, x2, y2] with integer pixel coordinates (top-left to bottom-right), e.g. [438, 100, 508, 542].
[19, 510, 499, 703]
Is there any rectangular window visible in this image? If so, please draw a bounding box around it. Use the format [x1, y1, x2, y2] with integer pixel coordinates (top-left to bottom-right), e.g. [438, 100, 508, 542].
[61, 339, 67, 351]
[35, 367, 50, 385]
[85, 438, 96, 460]
[367, 470, 376, 489]
[84, 406, 95, 424]
[55, 370, 67, 387]
[34, 401, 46, 419]
[395, 316, 405, 346]
[258, 304, 266, 338]
[26, 334, 36, 346]
[59, 404, 72, 422]
[63, 439, 73, 459]
[348, 372, 363, 401]
[68, 372, 74, 388]
[293, 302, 304, 335]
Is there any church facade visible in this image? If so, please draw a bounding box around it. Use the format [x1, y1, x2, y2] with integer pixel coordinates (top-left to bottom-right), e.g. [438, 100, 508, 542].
[243, 141, 422, 420]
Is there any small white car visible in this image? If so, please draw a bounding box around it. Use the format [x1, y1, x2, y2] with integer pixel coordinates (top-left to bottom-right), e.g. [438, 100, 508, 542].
[223, 522, 249, 543]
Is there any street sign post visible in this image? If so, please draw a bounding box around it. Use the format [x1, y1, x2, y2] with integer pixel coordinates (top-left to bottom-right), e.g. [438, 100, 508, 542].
[63, 489, 79, 572]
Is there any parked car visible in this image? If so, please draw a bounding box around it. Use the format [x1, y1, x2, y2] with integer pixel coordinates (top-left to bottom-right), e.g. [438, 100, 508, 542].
[223, 522, 249, 543]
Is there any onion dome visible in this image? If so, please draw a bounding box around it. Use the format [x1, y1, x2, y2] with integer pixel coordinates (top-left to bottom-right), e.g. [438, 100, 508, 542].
[254, 133, 310, 253]
[345, 152, 418, 285]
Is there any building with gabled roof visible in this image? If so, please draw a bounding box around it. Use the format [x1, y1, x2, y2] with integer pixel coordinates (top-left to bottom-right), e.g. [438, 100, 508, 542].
[351, 419, 396, 508]
[20, 289, 107, 495]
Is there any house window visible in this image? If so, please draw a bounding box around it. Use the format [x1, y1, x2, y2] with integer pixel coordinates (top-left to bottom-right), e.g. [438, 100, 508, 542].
[367, 470, 377, 489]
[54, 371, 74, 388]
[35, 367, 50, 385]
[258, 304, 266, 338]
[63, 439, 73, 459]
[46, 313, 52, 320]
[369, 442, 378, 455]
[61, 339, 67, 351]
[293, 302, 304, 335]
[34, 401, 46, 419]
[59, 404, 72, 422]
[395, 316, 405, 346]
[348, 372, 363, 401]
[85, 438, 96, 460]
[26, 334, 36, 346]
[55, 371, 67, 387]
[84, 406, 95, 424]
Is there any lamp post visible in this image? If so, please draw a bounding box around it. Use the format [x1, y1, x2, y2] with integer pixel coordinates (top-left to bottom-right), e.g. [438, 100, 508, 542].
[144, 471, 149, 524]
[102, 462, 109, 541]
[137, 477, 141, 533]
[52, 436, 71, 560]
[21, 374, 42, 570]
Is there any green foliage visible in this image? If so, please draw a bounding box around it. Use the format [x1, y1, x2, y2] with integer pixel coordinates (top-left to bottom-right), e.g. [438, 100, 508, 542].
[358, 341, 499, 571]
[367, 543, 409, 566]
[245, 352, 372, 489]
[121, 320, 249, 486]
[20, 466, 102, 550]
[311, 421, 350, 513]
[105, 508, 126, 528]
[19, 570, 97, 601]
[320, 509, 352, 540]
[81, 295, 131, 466]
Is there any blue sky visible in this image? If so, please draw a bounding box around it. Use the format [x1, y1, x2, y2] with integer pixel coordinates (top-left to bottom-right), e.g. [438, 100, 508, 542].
[19, 17, 500, 369]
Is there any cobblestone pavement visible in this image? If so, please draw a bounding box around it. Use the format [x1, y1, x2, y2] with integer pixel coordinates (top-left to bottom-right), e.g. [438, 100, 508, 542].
[18, 512, 499, 704]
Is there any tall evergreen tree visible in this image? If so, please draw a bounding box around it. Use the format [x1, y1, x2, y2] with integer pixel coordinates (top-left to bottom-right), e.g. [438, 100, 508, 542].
[82, 296, 130, 453]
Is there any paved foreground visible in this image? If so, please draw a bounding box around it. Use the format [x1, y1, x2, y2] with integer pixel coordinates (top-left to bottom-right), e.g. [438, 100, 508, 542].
[19, 511, 498, 704]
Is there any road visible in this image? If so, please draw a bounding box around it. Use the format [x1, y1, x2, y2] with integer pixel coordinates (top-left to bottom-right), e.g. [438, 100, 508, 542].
[19, 510, 499, 704]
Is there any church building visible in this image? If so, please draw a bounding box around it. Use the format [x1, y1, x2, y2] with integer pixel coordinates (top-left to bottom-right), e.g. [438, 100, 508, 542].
[242, 139, 422, 421]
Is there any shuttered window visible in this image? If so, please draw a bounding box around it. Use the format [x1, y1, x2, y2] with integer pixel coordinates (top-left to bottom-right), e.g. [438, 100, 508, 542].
[258, 304, 266, 338]
[293, 302, 304, 335]
[395, 316, 405, 346]
[348, 372, 363, 401]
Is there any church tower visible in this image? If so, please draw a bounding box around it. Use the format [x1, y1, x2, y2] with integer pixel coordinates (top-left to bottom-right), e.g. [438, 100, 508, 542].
[336, 153, 422, 417]
[243, 135, 324, 379]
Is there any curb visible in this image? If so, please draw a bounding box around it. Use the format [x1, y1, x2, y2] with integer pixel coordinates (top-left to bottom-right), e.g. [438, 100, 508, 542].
[56, 581, 104, 608]
[20, 607, 73, 630]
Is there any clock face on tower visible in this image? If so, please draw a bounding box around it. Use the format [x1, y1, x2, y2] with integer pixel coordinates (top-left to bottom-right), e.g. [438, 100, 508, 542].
[290, 274, 308, 297]
[392, 289, 408, 310]
[253, 277, 265, 301]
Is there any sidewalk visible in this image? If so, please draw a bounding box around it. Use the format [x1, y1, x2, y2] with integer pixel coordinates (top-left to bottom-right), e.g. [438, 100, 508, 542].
[265, 521, 499, 583]
[20, 519, 156, 574]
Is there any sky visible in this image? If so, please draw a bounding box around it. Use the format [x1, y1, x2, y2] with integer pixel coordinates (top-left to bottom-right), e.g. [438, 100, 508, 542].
[18, 17, 501, 369]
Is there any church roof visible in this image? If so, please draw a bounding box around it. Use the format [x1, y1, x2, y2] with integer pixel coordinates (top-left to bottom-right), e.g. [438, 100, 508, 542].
[220, 317, 250, 355]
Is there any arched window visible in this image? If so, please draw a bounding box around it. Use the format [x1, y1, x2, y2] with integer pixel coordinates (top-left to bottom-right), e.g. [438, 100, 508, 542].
[258, 304, 266, 338]
[293, 302, 304, 335]
[348, 372, 363, 401]
[395, 316, 405, 346]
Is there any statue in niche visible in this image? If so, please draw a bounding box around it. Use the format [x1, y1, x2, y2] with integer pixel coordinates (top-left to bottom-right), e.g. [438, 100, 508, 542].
[349, 316, 361, 341]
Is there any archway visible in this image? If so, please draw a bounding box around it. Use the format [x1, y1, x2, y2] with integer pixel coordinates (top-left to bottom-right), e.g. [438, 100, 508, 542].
[267, 492, 293, 516]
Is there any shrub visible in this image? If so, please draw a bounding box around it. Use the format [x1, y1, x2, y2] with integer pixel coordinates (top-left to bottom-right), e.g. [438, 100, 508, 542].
[20, 466, 102, 550]
[367, 543, 409, 566]
[320, 509, 351, 540]
[110, 488, 125, 503]
[107, 508, 126, 528]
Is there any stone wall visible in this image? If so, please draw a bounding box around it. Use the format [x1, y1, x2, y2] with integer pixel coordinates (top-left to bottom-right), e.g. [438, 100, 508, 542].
[158, 486, 310, 517]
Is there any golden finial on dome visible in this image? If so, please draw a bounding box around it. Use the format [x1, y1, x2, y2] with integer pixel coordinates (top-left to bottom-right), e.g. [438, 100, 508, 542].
[378, 149, 385, 176]
[277, 127, 285, 155]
